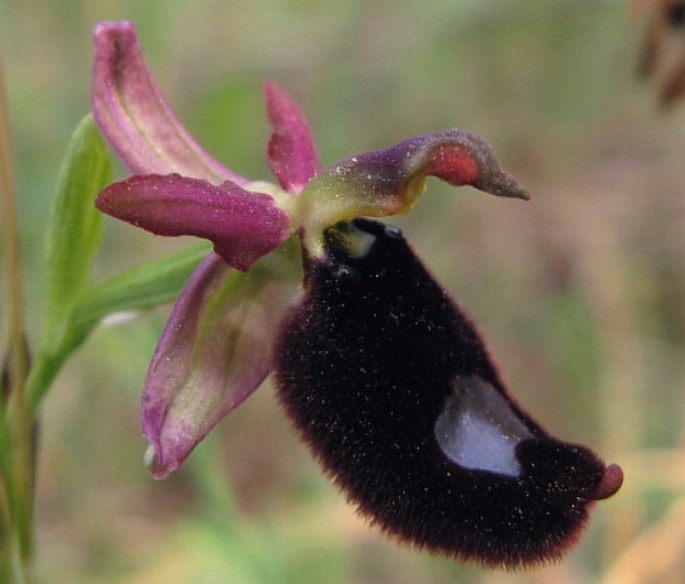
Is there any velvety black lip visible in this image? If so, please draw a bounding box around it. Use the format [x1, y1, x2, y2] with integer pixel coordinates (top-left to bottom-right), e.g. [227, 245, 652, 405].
[275, 218, 621, 568]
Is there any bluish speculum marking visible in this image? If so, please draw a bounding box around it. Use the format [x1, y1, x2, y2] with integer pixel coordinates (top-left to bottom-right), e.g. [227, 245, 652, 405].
[434, 375, 533, 476]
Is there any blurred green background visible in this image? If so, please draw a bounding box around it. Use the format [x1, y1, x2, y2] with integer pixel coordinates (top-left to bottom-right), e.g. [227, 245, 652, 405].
[2, 0, 685, 582]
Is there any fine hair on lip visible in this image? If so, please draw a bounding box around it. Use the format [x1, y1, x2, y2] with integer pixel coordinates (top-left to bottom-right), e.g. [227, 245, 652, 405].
[275, 218, 622, 568]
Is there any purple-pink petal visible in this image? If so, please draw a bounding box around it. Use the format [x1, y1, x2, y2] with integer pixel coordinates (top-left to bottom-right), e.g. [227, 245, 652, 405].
[297, 130, 529, 232]
[324, 129, 530, 202]
[92, 21, 248, 185]
[265, 81, 319, 193]
[96, 174, 290, 271]
[142, 252, 300, 479]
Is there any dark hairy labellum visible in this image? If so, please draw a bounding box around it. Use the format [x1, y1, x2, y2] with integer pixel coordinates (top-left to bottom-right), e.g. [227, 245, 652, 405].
[274, 218, 623, 568]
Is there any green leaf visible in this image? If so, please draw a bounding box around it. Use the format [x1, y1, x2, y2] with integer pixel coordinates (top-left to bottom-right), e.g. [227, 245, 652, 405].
[71, 243, 210, 343]
[27, 243, 210, 415]
[42, 114, 112, 350]
[30, 115, 213, 413]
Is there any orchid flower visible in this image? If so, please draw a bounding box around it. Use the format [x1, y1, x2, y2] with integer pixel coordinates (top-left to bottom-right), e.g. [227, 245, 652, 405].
[92, 21, 622, 568]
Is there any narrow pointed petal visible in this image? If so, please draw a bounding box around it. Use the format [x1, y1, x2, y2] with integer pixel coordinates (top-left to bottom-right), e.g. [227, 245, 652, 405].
[142, 246, 301, 479]
[96, 174, 290, 271]
[265, 81, 319, 193]
[299, 130, 529, 238]
[92, 21, 248, 185]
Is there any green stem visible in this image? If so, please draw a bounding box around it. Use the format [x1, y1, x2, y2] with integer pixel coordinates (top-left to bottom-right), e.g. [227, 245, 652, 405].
[0, 478, 13, 584]
[25, 350, 69, 420]
[189, 434, 243, 527]
[27, 320, 97, 418]
[0, 50, 33, 581]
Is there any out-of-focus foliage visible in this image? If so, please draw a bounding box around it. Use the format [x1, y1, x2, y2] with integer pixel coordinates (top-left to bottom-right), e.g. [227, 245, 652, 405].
[1, 0, 684, 582]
